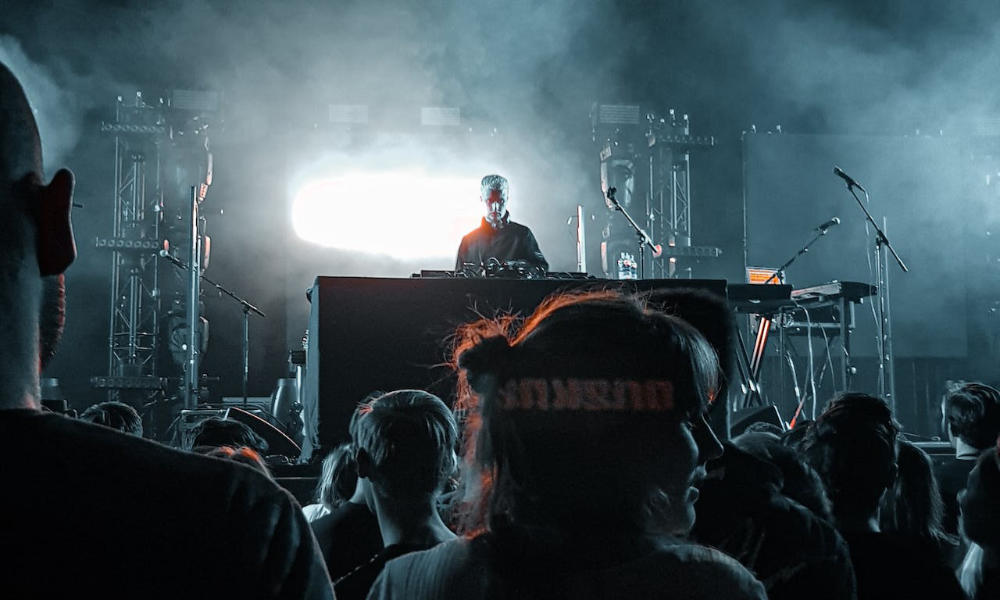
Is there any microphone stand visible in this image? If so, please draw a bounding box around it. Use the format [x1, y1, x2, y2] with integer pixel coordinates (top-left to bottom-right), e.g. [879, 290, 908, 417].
[838, 172, 908, 408]
[160, 251, 266, 409]
[762, 222, 837, 411]
[762, 224, 836, 285]
[743, 222, 834, 410]
[605, 187, 662, 280]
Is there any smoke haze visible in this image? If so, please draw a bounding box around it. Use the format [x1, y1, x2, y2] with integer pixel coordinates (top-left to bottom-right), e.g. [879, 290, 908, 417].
[3, 0, 999, 428]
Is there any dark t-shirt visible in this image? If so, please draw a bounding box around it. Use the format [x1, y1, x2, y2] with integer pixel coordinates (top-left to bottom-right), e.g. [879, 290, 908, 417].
[335, 542, 434, 600]
[368, 535, 767, 599]
[312, 500, 384, 581]
[694, 447, 857, 600]
[935, 456, 977, 534]
[455, 218, 548, 272]
[0, 409, 333, 599]
[842, 531, 965, 600]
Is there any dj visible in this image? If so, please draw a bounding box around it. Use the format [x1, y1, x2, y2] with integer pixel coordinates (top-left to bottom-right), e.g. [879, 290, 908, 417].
[455, 174, 548, 274]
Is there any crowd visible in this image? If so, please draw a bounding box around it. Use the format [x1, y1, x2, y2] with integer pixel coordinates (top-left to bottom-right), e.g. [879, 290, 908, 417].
[3, 60, 1000, 599]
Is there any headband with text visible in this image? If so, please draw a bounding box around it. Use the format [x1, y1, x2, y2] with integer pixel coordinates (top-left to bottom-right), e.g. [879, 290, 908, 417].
[497, 378, 675, 413]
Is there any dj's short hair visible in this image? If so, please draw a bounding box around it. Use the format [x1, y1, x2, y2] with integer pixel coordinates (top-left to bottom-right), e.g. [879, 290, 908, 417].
[480, 174, 509, 202]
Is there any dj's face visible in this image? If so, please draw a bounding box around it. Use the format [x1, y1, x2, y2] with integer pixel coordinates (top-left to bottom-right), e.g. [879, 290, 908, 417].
[483, 189, 507, 225]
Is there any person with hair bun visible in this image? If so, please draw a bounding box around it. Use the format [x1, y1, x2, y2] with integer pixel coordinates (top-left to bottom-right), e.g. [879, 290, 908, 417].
[368, 290, 765, 599]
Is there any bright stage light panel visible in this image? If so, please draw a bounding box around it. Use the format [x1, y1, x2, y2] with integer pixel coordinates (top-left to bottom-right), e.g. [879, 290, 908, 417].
[291, 171, 486, 260]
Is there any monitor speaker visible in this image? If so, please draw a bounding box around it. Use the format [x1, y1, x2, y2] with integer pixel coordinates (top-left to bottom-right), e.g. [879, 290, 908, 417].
[224, 406, 302, 458]
[731, 404, 786, 437]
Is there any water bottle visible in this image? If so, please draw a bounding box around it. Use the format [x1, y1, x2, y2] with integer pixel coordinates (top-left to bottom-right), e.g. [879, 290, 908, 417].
[617, 252, 637, 280]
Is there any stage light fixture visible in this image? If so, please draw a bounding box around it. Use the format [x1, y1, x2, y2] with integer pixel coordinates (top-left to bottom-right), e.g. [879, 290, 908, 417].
[291, 171, 486, 260]
[420, 107, 461, 127]
[328, 104, 369, 125]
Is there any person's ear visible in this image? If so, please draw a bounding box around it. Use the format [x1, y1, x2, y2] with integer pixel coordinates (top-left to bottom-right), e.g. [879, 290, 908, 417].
[36, 168, 76, 276]
[355, 448, 374, 480]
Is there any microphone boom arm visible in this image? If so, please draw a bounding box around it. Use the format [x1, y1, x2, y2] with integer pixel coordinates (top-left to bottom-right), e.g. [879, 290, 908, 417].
[762, 221, 836, 285]
[604, 187, 662, 279]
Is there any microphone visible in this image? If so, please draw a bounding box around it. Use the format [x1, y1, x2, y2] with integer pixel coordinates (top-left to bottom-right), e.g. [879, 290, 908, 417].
[158, 247, 184, 268]
[833, 166, 864, 190]
[814, 217, 841, 232]
[604, 186, 619, 210]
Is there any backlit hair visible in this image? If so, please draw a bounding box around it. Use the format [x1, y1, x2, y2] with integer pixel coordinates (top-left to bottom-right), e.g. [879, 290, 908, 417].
[314, 442, 357, 512]
[203, 445, 272, 478]
[943, 381, 1000, 450]
[453, 290, 719, 534]
[803, 392, 899, 519]
[79, 401, 143, 437]
[880, 440, 955, 547]
[480, 174, 508, 202]
[352, 389, 457, 498]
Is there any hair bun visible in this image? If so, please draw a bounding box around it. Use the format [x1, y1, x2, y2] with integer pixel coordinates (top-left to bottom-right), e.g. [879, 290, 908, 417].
[458, 334, 512, 375]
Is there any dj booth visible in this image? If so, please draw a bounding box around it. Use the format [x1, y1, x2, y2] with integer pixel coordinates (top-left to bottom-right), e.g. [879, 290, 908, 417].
[301, 276, 727, 459]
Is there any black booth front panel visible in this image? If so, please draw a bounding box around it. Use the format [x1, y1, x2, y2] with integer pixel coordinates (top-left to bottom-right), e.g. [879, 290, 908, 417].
[302, 276, 727, 456]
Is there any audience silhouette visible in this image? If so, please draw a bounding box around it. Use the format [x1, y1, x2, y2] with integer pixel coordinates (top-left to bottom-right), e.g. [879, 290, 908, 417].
[694, 430, 856, 599]
[311, 398, 386, 582]
[958, 442, 1000, 600]
[333, 390, 458, 600]
[369, 291, 766, 599]
[939, 381, 1000, 534]
[5, 47, 996, 600]
[0, 61, 333, 598]
[803, 393, 964, 600]
[79, 400, 143, 437]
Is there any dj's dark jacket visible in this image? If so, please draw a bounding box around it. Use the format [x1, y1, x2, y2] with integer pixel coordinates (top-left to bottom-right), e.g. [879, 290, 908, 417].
[455, 215, 548, 272]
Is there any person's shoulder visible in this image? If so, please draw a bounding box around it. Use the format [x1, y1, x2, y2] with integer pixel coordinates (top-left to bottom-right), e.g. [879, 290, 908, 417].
[646, 541, 768, 599]
[937, 455, 978, 489]
[507, 221, 534, 233]
[770, 494, 850, 556]
[651, 540, 746, 569]
[848, 532, 964, 598]
[382, 536, 474, 573]
[0, 410, 332, 599]
[302, 502, 330, 522]
[3, 410, 287, 503]
[372, 537, 482, 598]
[461, 220, 490, 239]
[313, 500, 373, 532]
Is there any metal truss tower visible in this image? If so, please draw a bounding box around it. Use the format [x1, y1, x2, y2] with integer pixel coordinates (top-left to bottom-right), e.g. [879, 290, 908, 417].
[648, 110, 693, 279]
[594, 104, 716, 280]
[95, 93, 167, 401]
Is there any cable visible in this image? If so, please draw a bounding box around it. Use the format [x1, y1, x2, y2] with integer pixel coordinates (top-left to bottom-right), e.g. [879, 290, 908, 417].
[799, 303, 818, 420]
[861, 192, 884, 394]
